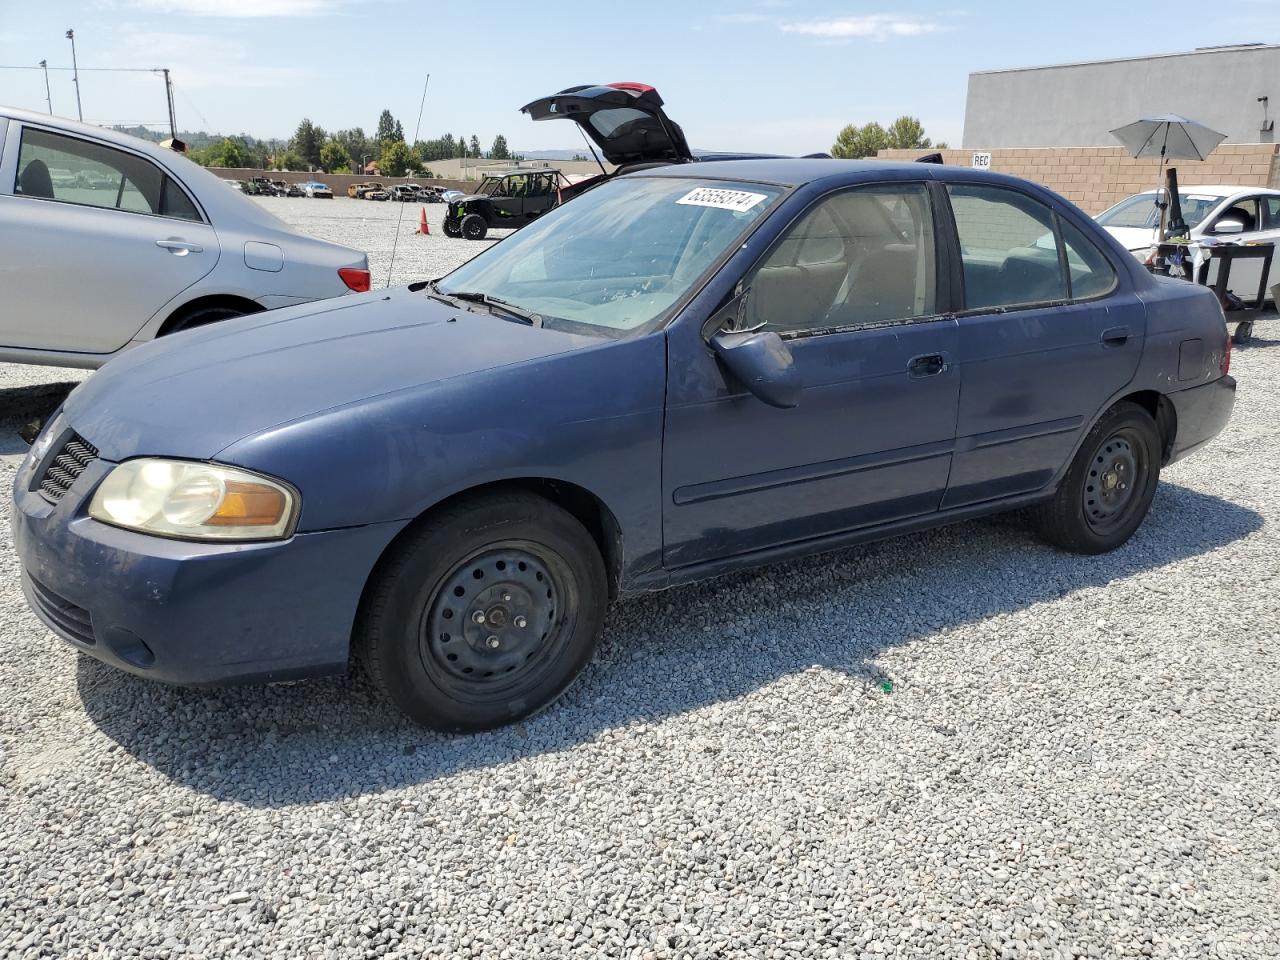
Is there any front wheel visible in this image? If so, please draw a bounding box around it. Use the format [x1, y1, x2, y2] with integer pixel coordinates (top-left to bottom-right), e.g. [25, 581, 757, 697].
[460, 213, 488, 241]
[357, 493, 608, 732]
[443, 219, 462, 238]
[1033, 402, 1162, 554]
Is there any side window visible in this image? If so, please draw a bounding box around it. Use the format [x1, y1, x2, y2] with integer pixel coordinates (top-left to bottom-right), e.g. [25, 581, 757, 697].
[947, 184, 1067, 309]
[1059, 218, 1118, 300]
[743, 183, 937, 335]
[1264, 196, 1280, 230]
[14, 126, 201, 222]
[1217, 197, 1259, 233]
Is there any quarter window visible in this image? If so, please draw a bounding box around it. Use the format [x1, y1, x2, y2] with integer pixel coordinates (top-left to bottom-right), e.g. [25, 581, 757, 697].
[1058, 217, 1117, 300]
[743, 184, 938, 335]
[15, 127, 202, 222]
[947, 184, 1067, 309]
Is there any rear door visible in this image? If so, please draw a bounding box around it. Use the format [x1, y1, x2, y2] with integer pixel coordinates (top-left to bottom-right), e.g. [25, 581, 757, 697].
[1201, 195, 1273, 301]
[0, 122, 218, 354]
[941, 182, 1144, 507]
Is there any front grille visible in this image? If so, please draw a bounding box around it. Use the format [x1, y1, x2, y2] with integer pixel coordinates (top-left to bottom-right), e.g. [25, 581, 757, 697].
[37, 433, 99, 504]
[25, 574, 96, 646]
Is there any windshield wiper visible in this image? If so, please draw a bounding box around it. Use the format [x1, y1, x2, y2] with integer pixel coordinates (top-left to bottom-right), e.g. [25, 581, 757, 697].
[441, 290, 543, 327]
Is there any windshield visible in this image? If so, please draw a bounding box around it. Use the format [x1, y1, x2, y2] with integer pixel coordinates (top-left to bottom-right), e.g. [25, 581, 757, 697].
[477, 177, 503, 196]
[1096, 192, 1222, 230]
[436, 176, 785, 335]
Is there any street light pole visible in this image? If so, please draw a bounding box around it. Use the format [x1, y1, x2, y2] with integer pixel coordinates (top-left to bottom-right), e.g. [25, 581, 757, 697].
[360, 153, 369, 176]
[39, 60, 52, 114]
[161, 68, 176, 140]
[65, 29, 82, 121]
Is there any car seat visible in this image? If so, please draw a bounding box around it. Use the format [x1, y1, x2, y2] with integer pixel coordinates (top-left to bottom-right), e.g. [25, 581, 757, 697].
[18, 159, 55, 199]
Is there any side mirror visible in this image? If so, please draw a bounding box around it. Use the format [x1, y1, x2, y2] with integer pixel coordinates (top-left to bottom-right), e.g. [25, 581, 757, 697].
[1214, 217, 1246, 236]
[709, 328, 801, 409]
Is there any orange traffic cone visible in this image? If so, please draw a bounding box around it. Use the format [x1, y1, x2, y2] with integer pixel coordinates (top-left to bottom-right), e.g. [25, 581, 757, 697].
[418, 207, 429, 235]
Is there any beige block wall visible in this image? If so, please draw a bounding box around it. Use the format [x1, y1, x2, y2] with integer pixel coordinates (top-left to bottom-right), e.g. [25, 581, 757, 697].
[876, 145, 1280, 214]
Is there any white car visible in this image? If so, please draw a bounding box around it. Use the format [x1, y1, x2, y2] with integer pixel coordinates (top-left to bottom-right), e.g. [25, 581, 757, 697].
[1095, 185, 1280, 302]
[0, 106, 370, 368]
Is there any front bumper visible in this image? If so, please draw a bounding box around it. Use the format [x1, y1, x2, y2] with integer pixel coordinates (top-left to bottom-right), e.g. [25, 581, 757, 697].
[1166, 374, 1236, 465]
[12, 452, 404, 686]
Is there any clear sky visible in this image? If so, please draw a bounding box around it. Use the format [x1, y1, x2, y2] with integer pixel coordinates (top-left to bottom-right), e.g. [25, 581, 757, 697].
[2, 0, 1278, 155]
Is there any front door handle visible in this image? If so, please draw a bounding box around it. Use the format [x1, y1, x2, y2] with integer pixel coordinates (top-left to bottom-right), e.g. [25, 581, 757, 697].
[908, 353, 948, 378]
[155, 238, 203, 255]
[1101, 326, 1130, 346]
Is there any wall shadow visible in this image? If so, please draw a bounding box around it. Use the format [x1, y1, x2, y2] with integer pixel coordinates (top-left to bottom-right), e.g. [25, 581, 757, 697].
[76, 482, 1262, 807]
[0, 381, 79, 456]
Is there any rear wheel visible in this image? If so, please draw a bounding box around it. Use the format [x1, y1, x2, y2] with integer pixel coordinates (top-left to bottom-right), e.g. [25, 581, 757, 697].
[357, 493, 607, 732]
[165, 304, 254, 335]
[461, 213, 488, 241]
[1033, 402, 1161, 554]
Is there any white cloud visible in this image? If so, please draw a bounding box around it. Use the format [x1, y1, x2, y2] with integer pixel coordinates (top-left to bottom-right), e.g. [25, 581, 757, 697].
[120, 0, 344, 17]
[780, 13, 944, 41]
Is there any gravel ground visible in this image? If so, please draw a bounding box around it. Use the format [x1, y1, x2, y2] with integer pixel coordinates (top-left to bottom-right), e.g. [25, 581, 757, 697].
[1, 203, 1278, 959]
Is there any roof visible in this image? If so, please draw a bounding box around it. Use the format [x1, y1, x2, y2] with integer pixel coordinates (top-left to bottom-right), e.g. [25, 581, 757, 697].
[1124, 185, 1280, 198]
[635, 157, 1014, 188]
[971, 43, 1279, 77]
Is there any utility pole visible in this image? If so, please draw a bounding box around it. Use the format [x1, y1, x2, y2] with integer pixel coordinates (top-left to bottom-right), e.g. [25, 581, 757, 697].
[39, 60, 52, 114]
[65, 29, 82, 121]
[162, 68, 176, 140]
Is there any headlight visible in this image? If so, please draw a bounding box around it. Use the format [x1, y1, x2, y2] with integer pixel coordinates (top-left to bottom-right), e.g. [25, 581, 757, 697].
[25, 412, 65, 470]
[88, 459, 298, 541]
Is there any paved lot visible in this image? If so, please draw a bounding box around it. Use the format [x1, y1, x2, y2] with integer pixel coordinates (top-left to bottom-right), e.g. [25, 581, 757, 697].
[1, 203, 1277, 958]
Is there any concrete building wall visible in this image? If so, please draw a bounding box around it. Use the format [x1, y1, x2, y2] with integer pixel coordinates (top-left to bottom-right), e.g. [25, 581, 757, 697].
[877, 145, 1280, 215]
[963, 45, 1279, 149]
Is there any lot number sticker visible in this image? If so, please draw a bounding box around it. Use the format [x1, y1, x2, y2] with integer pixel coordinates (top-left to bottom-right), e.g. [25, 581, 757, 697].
[677, 187, 768, 212]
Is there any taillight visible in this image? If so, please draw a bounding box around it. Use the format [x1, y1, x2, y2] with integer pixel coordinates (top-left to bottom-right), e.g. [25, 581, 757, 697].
[1222, 324, 1232, 376]
[338, 267, 371, 293]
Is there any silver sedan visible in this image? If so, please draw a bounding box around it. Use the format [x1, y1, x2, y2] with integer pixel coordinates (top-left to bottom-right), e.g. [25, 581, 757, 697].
[0, 106, 369, 368]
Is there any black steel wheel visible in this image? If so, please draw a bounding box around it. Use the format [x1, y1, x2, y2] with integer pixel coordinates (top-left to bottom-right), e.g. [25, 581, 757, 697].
[460, 213, 488, 241]
[1033, 402, 1161, 554]
[357, 492, 607, 732]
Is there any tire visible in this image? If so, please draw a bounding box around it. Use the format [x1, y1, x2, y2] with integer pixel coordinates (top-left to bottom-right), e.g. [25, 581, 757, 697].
[1033, 401, 1162, 554]
[165, 304, 252, 335]
[357, 492, 608, 732]
[460, 213, 488, 241]
[1233, 321, 1253, 345]
[443, 219, 462, 238]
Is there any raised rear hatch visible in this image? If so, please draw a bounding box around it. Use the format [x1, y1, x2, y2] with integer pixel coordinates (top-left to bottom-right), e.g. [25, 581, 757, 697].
[520, 83, 693, 166]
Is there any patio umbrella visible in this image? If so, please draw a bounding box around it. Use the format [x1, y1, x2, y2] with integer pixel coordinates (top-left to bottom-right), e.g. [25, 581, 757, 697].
[1109, 114, 1227, 162]
[1110, 115, 1227, 239]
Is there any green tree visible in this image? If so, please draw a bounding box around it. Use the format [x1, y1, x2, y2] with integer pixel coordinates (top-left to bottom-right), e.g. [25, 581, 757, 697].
[456, 133, 467, 158]
[936, 141, 950, 150]
[319, 139, 351, 174]
[380, 140, 412, 178]
[330, 127, 371, 171]
[830, 122, 887, 159]
[290, 119, 325, 168]
[193, 136, 250, 168]
[490, 134, 511, 161]
[277, 149, 309, 172]
[885, 116, 931, 151]
[376, 109, 401, 145]
[469, 134, 482, 157]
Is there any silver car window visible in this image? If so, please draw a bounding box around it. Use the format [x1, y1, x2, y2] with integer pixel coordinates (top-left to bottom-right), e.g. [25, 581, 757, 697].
[15, 126, 203, 223]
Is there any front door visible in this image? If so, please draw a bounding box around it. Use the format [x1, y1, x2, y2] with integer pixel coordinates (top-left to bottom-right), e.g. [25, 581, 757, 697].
[940, 182, 1146, 507]
[0, 122, 218, 354]
[662, 182, 960, 568]
[1202, 194, 1280, 302]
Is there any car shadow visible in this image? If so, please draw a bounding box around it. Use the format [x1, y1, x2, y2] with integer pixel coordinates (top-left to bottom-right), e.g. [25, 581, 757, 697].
[76, 482, 1262, 807]
[0, 381, 80, 456]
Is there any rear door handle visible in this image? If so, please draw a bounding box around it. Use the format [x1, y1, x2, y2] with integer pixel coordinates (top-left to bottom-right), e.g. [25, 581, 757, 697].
[1101, 326, 1130, 346]
[908, 353, 948, 378]
[155, 238, 203, 255]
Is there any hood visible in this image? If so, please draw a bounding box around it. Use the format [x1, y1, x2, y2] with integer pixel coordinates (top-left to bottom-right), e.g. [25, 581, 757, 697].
[1099, 225, 1160, 253]
[520, 83, 692, 166]
[63, 289, 596, 462]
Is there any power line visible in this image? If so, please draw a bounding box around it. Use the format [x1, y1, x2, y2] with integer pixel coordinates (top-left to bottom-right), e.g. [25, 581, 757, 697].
[0, 64, 163, 72]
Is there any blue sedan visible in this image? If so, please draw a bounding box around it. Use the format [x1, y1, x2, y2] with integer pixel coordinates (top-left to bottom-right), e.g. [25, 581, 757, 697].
[13, 159, 1235, 731]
